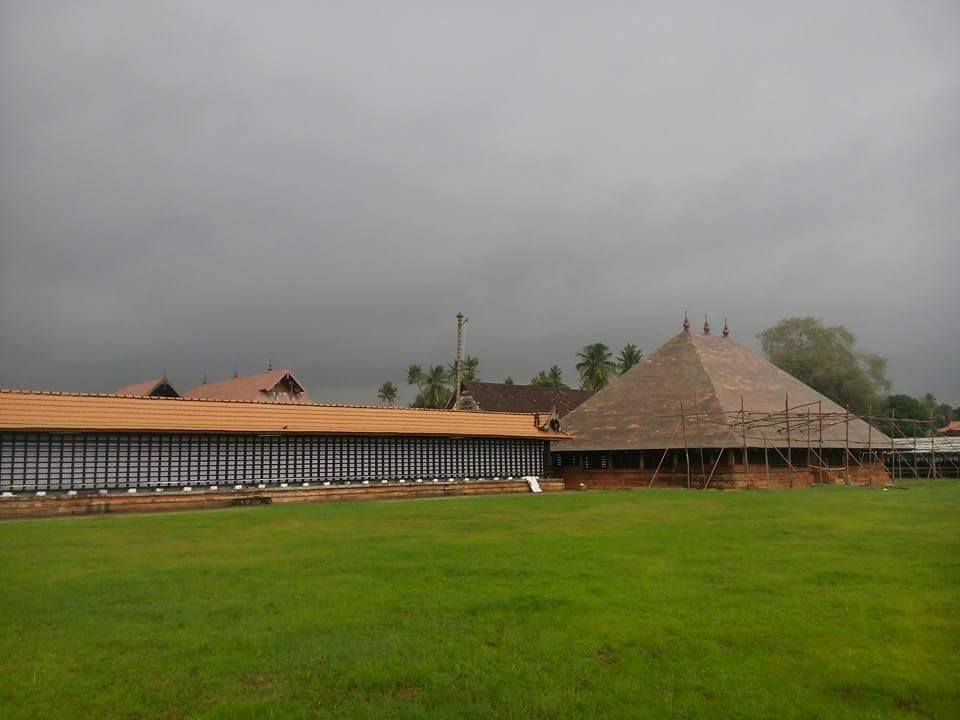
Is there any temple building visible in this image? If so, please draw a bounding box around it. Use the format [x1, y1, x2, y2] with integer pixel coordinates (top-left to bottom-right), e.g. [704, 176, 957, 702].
[184, 364, 309, 404]
[116, 375, 180, 398]
[450, 381, 594, 417]
[551, 316, 890, 489]
[0, 390, 566, 493]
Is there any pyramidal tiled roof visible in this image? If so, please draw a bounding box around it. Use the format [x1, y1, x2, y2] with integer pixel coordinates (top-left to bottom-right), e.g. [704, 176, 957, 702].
[560, 329, 889, 450]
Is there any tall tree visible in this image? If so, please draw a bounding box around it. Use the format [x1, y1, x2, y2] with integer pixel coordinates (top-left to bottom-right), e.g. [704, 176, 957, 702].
[616, 344, 643, 375]
[419, 365, 452, 409]
[448, 355, 480, 384]
[758, 317, 890, 413]
[377, 380, 398, 405]
[576, 343, 617, 391]
[530, 366, 568, 388]
[503, 376, 514, 385]
[405, 364, 424, 387]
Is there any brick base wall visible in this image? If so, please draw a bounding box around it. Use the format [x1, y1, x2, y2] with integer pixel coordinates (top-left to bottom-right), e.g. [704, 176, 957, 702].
[0, 479, 565, 520]
[557, 464, 889, 490]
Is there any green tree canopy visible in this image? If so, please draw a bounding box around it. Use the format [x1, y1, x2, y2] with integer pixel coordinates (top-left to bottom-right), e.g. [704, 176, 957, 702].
[377, 380, 398, 405]
[758, 317, 890, 414]
[616, 344, 643, 375]
[530, 366, 568, 388]
[576, 343, 617, 391]
[447, 356, 479, 383]
[503, 376, 514, 384]
[405, 364, 424, 387]
[417, 365, 452, 409]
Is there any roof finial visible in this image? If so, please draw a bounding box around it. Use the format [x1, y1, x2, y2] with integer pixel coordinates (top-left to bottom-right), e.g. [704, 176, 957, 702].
[202, 372, 207, 385]
[682, 311, 690, 332]
[161, 368, 168, 382]
[233, 367, 238, 379]
[267, 358, 273, 372]
[722, 318, 730, 337]
[703, 315, 711, 335]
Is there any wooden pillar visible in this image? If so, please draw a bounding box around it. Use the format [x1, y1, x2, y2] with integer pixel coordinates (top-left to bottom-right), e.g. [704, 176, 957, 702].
[785, 394, 792, 488]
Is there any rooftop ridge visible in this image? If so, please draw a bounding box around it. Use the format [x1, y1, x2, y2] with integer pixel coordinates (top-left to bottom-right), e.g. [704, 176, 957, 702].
[0, 388, 549, 417]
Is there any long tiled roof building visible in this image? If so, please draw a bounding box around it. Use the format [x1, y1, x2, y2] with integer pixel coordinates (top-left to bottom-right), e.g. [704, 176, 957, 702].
[0, 390, 567, 493]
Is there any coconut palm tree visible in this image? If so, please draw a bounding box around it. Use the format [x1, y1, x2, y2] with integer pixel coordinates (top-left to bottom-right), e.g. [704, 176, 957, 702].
[503, 376, 514, 385]
[530, 366, 568, 388]
[617, 344, 643, 375]
[377, 380, 398, 405]
[420, 365, 452, 408]
[576, 343, 616, 391]
[447, 356, 480, 383]
[406, 364, 425, 387]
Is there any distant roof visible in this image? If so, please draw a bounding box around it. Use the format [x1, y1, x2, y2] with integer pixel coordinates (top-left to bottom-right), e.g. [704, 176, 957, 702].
[184, 369, 309, 403]
[937, 421, 960, 436]
[458, 382, 594, 417]
[560, 328, 889, 450]
[891, 437, 960, 453]
[115, 377, 180, 398]
[0, 390, 569, 441]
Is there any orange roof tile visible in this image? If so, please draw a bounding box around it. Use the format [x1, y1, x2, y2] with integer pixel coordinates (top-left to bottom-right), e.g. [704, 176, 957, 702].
[184, 369, 309, 403]
[0, 390, 569, 440]
[116, 377, 180, 398]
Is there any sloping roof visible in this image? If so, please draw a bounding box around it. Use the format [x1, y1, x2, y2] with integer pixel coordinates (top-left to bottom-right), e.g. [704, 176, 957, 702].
[560, 329, 889, 450]
[937, 421, 960, 436]
[459, 382, 595, 417]
[0, 390, 568, 440]
[184, 369, 309, 403]
[115, 378, 179, 398]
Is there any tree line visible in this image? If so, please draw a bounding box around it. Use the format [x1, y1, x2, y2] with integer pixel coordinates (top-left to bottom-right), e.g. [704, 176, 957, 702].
[760, 317, 958, 436]
[376, 343, 643, 407]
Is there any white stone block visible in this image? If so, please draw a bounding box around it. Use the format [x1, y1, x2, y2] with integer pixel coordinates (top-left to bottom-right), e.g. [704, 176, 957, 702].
[66, 490, 77, 496]
[127, 488, 137, 494]
[1, 491, 13, 497]
[154, 488, 163, 493]
[182, 486, 192, 492]
[362, 480, 370, 485]
[323, 481, 331, 486]
[98, 489, 108, 495]
[209, 485, 218, 491]
[280, 483, 289, 488]
[234, 485, 243, 490]
[36, 491, 47, 497]
[302, 482, 310, 488]
[257, 483, 266, 489]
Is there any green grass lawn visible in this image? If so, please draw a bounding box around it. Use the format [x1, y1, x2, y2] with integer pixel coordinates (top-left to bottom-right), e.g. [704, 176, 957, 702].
[1, 483, 958, 719]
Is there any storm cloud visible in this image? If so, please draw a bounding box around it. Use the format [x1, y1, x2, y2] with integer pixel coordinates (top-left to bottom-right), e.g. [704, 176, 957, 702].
[1, 1, 958, 405]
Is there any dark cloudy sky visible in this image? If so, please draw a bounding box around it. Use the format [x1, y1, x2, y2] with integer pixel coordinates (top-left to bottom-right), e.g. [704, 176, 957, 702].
[1, 1, 958, 406]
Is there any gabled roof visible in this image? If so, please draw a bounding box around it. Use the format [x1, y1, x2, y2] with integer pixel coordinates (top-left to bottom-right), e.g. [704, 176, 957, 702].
[184, 369, 308, 403]
[115, 377, 180, 398]
[0, 390, 569, 440]
[560, 329, 889, 450]
[458, 382, 595, 417]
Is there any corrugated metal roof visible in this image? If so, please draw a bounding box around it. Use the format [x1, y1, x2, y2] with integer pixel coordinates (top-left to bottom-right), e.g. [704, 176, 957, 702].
[0, 390, 569, 440]
[890, 437, 960, 453]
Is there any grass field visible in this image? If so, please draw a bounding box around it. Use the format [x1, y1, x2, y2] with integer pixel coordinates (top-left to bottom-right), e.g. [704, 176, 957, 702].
[1, 483, 958, 719]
